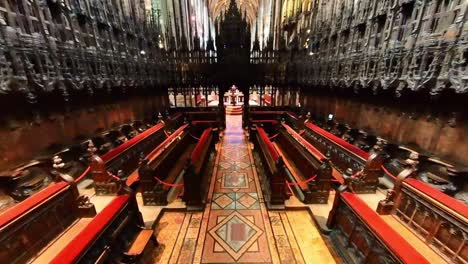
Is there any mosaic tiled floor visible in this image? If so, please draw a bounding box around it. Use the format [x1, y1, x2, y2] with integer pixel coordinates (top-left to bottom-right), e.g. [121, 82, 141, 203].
[152, 114, 336, 263]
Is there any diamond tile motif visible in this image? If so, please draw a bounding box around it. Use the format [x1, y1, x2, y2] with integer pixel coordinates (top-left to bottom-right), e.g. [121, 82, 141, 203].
[209, 211, 263, 260]
[237, 193, 258, 208]
[212, 193, 235, 210]
[222, 172, 248, 189]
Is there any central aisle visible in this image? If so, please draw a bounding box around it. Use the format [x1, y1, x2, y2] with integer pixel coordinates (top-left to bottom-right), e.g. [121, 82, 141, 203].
[196, 115, 280, 263]
[153, 114, 336, 263]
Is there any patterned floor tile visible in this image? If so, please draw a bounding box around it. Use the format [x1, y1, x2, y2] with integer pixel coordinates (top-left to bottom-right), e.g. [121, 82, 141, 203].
[208, 211, 263, 261]
[235, 192, 260, 209]
[222, 172, 249, 189]
[212, 193, 236, 210]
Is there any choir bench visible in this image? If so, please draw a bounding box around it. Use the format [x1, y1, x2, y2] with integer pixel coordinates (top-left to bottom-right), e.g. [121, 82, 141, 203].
[327, 189, 430, 264]
[51, 193, 156, 264]
[87, 120, 169, 195]
[0, 171, 96, 263]
[273, 123, 334, 204]
[303, 121, 384, 193]
[377, 174, 468, 263]
[251, 125, 287, 207]
[138, 124, 218, 207]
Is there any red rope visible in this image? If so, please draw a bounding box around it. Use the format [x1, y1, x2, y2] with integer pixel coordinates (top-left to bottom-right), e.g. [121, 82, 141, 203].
[351, 169, 364, 178]
[269, 133, 279, 140]
[287, 175, 317, 186]
[164, 130, 171, 137]
[189, 133, 200, 140]
[153, 176, 184, 187]
[381, 165, 397, 179]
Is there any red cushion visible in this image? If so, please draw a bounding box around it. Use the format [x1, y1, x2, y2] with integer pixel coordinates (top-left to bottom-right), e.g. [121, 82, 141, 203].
[341, 192, 429, 264]
[251, 120, 278, 124]
[257, 127, 280, 162]
[146, 124, 188, 161]
[0, 182, 69, 228]
[404, 178, 468, 219]
[50, 195, 130, 263]
[305, 122, 369, 160]
[191, 128, 211, 161]
[101, 123, 165, 162]
[169, 113, 182, 120]
[283, 123, 325, 160]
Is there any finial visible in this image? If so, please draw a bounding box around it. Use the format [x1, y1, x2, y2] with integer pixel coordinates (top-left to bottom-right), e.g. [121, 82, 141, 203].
[87, 141, 97, 156]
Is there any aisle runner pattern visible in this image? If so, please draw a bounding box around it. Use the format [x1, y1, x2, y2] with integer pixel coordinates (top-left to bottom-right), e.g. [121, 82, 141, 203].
[200, 115, 276, 263]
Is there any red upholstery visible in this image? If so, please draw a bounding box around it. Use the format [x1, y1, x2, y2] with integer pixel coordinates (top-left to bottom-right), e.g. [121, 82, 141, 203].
[0, 182, 69, 228]
[145, 124, 189, 161]
[191, 121, 218, 125]
[286, 112, 298, 120]
[257, 127, 280, 162]
[101, 123, 165, 162]
[283, 123, 325, 160]
[169, 113, 182, 121]
[251, 111, 285, 115]
[251, 120, 279, 124]
[305, 122, 369, 160]
[50, 195, 131, 264]
[341, 192, 429, 264]
[191, 128, 211, 162]
[404, 178, 468, 219]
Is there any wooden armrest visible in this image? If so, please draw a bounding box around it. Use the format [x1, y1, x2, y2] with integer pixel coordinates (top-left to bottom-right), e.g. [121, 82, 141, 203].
[126, 229, 154, 255]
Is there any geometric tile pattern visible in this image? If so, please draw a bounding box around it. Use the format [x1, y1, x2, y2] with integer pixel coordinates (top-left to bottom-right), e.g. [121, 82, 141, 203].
[222, 172, 249, 189]
[202, 114, 275, 263]
[211, 192, 260, 210]
[154, 114, 337, 264]
[212, 193, 236, 210]
[209, 211, 263, 260]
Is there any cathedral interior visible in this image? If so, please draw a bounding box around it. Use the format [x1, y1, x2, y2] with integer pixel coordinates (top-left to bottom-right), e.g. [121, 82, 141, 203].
[0, 0, 467, 263]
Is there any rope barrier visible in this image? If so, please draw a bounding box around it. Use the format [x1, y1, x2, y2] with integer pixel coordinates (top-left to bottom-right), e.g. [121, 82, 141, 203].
[286, 175, 317, 186]
[381, 165, 397, 178]
[164, 130, 171, 137]
[269, 133, 279, 140]
[153, 176, 184, 187]
[351, 169, 364, 178]
[189, 133, 200, 140]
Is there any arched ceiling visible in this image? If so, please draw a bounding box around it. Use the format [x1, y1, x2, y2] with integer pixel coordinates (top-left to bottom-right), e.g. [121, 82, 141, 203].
[209, 0, 260, 24]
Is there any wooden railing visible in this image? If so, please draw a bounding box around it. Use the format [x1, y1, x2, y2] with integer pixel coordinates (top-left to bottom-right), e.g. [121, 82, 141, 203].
[251, 126, 286, 206]
[381, 176, 468, 263]
[275, 123, 333, 203]
[303, 121, 384, 193]
[138, 124, 190, 205]
[50, 193, 156, 264]
[245, 109, 302, 129]
[0, 177, 95, 264]
[184, 128, 218, 207]
[327, 190, 429, 264]
[90, 122, 168, 195]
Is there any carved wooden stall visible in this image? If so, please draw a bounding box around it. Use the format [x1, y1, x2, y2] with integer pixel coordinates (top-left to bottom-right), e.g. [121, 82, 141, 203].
[89, 122, 169, 195]
[0, 170, 95, 264]
[185, 109, 223, 132]
[303, 121, 384, 193]
[183, 128, 218, 207]
[138, 124, 191, 205]
[274, 123, 333, 204]
[327, 190, 430, 264]
[50, 193, 156, 264]
[379, 175, 468, 264]
[251, 126, 287, 207]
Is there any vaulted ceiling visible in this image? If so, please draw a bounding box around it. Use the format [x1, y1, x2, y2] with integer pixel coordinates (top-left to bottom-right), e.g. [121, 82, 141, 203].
[208, 0, 260, 24]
